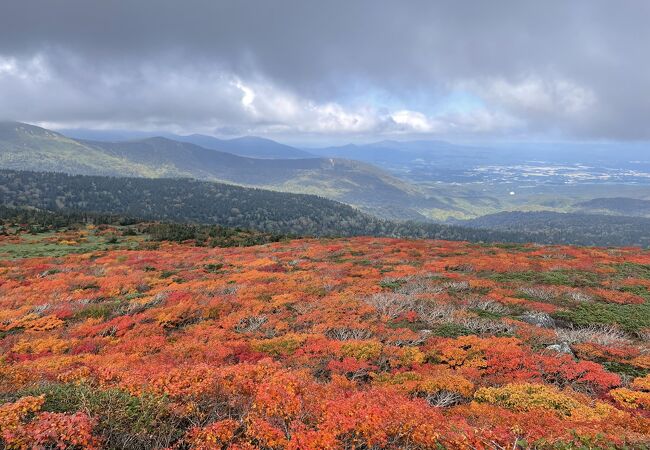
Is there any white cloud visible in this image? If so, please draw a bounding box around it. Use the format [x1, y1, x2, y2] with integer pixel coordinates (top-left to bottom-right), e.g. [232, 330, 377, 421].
[0, 54, 49, 82]
[391, 110, 436, 132]
[0, 57, 16, 76]
[474, 75, 596, 117]
[232, 79, 256, 110]
[1, 1, 649, 140]
[0, 51, 526, 139]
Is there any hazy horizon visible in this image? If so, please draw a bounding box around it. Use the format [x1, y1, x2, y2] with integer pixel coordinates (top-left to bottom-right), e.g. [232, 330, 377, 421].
[9, 121, 649, 150]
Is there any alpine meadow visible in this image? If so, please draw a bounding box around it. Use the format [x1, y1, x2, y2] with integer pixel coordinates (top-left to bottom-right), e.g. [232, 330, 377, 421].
[0, 2, 649, 449]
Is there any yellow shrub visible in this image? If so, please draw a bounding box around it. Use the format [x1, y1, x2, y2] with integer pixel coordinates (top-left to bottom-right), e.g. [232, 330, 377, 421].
[395, 347, 426, 366]
[252, 334, 306, 356]
[12, 337, 72, 354]
[3, 314, 64, 332]
[57, 366, 93, 384]
[474, 383, 611, 419]
[375, 371, 474, 397]
[0, 395, 44, 433]
[630, 355, 650, 370]
[340, 340, 383, 360]
[610, 388, 650, 410]
[631, 374, 650, 392]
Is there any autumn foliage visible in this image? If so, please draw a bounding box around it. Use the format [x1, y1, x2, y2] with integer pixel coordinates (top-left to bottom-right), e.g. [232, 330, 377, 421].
[0, 229, 649, 448]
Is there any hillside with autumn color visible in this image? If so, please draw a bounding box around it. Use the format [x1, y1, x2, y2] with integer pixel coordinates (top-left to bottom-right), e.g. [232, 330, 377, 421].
[1, 225, 649, 449]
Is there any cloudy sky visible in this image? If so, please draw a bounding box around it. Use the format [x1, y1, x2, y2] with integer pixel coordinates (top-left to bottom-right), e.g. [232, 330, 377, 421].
[0, 1, 648, 144]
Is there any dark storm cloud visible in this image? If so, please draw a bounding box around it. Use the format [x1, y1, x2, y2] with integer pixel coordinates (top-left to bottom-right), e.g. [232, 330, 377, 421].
[0, 0, 648, 140]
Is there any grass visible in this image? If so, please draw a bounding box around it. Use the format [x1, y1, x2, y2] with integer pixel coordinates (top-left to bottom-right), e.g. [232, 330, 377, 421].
[73, 301, 122, 321]
[387, 319, 431, 332]
[0, 231, 143, 260]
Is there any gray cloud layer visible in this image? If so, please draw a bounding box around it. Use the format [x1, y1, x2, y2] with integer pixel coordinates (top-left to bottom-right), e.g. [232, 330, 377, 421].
[0, 0, 648, 141]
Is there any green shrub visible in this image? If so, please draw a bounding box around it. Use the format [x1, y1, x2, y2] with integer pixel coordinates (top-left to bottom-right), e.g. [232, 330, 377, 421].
[203, 263, 225, 273]
[74, 301, 120, 320]
[388, 319, 431, 332]
[379, 278, 407, 291]
[489, 269, 600, 287]
[553, 301, 650, 333]
[602, 361, 648, 378]
[431, 323, 472, 338]
[613, 262, 650, 279]
[469, 308, 504, 320]
[6, 383, 184, 450]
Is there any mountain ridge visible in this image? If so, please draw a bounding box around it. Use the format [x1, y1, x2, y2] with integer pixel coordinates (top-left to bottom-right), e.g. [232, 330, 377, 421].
[0, 121, 433, 220]
[58, 126, 315, 159]
[176, 134, 315, 159]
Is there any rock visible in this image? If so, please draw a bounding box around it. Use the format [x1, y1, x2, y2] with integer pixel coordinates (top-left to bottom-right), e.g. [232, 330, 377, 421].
[546, 341, 574, 356]
[520, 311, 556, 328]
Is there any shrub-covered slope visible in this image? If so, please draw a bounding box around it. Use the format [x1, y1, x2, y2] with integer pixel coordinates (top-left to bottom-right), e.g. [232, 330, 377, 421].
[0, 230, 648, 448]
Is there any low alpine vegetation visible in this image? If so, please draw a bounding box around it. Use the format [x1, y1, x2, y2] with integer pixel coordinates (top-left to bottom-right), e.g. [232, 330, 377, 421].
[0, 228, 648, 448]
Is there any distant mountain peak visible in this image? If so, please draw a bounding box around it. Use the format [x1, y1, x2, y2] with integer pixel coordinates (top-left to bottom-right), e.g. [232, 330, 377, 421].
[138, 136, 178, 144]
[229, 135, 273, 143]
[174, 133, 314, 159]
[0, 121, 64, 140]
[373, 139, 401, 146]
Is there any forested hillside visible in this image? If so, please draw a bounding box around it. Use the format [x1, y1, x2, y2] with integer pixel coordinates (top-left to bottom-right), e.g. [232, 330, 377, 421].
[575, 197, 650, 217]
[3, 170, 650, 247]
[0, 170, 519, 242]
[462, 211, 650, 247]
[0, 170, 376, 236]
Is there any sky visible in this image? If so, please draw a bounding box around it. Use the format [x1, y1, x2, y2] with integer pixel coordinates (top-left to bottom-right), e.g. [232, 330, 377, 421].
[0, 1, 648, 144]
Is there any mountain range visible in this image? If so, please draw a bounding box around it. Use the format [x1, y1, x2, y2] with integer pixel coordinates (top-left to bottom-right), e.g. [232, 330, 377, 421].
[3, 121, 650, 225]
[61, 128, 314, 159]
[174, 134, 314, 159]
[0, 122, 437, 220]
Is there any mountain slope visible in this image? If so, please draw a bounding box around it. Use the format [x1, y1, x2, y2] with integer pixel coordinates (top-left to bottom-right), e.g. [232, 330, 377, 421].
[82, 137, 433, 218]
[60, 128, 314, 159]
[0, 122, 433, 219]
[461, 210, 650, 247]
[4, 169, 650, 247]
[0, 122, 156, 177]
[0, 169, 380, 236]
[0, 169, 507, 241]
[575, 197, 650, 217]
[175, 134, 314, 159]
[309, 139, 493, 168]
